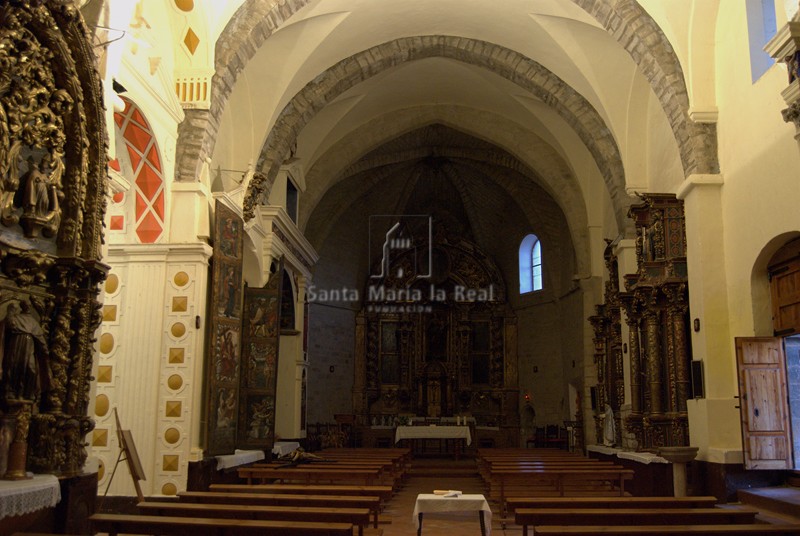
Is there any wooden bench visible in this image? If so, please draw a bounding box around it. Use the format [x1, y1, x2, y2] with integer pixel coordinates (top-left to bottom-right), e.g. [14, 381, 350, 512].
[209, 483, 394, 503]
[90, 513, 354, 535]
[530, 525, 800, 535]
[515, 507, 759, 536]
[238, 466, 384, 486]
[479, 461, 619, 481]
[505, 495, 719, 512]
[178, 490, 382, 527]
[489, 468, 634, 513]
[138, 500, 371, 536]
[253, 460, 402, 485]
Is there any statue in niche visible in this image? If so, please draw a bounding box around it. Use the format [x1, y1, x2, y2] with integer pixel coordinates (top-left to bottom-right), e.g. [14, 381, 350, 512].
[644, 211, 665, 261]
[1, 301, 49, 403]
[19, 153, 63, 238]
[601, 404, 616, 447]
[23, 157, 50, 217]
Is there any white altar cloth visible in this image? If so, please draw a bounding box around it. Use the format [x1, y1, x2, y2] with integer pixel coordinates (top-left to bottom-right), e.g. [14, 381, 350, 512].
[617, 451, 669, 464]
[271, 441, 301, 457]
[0, 474, 60, 519]
[395, 425, 472, 446]
[214, 449, 265, 470]
[586, 444, 620, 456]
[413, 493, 492, 535]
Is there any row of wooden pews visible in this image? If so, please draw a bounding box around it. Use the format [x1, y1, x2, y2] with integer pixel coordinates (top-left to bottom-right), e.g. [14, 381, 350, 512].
[509, 496, 800, 535]
[477, 447, 634, 516]
[89, 447, 411, 535]
[238, 447, 407, 489]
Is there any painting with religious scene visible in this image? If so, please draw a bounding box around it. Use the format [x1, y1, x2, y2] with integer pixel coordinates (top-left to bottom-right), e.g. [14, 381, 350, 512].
[238, 266, 282, 449]
[204, 201, 245, 455]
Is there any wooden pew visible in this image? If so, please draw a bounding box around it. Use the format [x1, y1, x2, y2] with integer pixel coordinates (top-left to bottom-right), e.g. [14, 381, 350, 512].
[531, 525, 800, 535]
[515, 507, 759, 536]
[311, 451, 410, 478]
[209, 483, 394, 503]
[488, 468, 634, 513]
[253, 460, 401, 485]
[479, 461, 619, 481]
[178, 490, 382, 527]
[505, 495, 719, 512]
[137, 501, 371, 536]
[90, 513, 354, 535]
[238, 466, 384, 486]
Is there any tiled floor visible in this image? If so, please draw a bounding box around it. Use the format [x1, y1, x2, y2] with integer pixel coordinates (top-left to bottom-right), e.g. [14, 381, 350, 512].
[380, 457, 519, 535]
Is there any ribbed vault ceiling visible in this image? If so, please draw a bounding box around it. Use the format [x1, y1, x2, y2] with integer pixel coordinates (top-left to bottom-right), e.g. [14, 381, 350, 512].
[305, 124, 575, 295]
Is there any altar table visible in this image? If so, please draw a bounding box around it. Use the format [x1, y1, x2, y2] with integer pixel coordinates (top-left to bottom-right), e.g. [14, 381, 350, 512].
[395, 425, 471, 458]
[413, 493, 491, 536]
[0, 474, 60, 520]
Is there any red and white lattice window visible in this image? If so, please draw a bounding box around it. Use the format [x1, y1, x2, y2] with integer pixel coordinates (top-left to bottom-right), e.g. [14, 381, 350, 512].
[112, 98, 165, 243]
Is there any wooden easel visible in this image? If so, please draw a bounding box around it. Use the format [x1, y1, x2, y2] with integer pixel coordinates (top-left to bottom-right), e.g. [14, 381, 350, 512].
[101, 408, 145, 505]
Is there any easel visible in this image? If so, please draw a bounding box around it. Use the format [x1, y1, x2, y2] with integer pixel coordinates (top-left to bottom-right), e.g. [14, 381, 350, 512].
[100, 408, 145, 507]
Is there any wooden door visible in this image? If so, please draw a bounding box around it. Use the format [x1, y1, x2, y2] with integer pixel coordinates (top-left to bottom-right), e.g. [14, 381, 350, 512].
[770, 259, 800, 335]
[735, 337, 794, 469]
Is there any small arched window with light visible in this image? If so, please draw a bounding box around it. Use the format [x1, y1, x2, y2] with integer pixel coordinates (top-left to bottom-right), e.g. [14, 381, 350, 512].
[519, 234, 542, 294]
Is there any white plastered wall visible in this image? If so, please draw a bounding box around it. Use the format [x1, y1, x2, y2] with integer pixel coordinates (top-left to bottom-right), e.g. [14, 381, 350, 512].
[683, 3, 800, 464]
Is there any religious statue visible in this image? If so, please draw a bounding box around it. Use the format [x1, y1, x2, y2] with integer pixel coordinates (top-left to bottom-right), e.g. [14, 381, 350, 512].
[1, 301, 49, 403]
[18, 153, 62, 238]
[23, 157, 50, 218]
[601, 403, 615, 447]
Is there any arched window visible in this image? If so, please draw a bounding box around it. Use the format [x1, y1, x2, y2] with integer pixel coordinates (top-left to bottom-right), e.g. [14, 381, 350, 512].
[519, 234, 542, 293]
[746, 0, 777, 82]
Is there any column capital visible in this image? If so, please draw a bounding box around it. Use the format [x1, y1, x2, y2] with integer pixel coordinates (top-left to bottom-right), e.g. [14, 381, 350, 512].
[676, 174, 724, 200]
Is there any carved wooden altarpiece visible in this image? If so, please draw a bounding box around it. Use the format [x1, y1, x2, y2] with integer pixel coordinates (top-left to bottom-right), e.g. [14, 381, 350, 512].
[613, 194, 692, 451]
[0, 1, 109, 484]
[353, 229, 519, 446]
[589, 242, 624, 447]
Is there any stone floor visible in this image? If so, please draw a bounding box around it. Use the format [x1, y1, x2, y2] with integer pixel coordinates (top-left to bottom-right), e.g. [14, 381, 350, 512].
[380, 457, 520, 535]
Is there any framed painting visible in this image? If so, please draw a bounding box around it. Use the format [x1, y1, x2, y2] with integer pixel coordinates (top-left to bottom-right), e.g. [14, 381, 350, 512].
[204, 200, 244, 455]
[237, 262, 282, 449]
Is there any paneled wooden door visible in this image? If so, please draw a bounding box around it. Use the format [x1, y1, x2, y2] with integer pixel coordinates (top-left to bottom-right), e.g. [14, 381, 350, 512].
[735, 337, 794, 470]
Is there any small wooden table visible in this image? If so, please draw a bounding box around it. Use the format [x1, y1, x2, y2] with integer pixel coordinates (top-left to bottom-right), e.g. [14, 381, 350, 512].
[413, 493, 492, 536]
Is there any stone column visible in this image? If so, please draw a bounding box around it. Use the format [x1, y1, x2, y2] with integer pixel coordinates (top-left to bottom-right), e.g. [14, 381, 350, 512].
[677, 174, 740, 466]
[658, 446, 699, 497]
[353, 313, 367, 417]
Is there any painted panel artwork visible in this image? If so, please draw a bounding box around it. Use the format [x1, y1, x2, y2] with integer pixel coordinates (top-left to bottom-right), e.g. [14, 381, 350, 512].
[238, 266, 282, 449]
[205, 201, 244, 455]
